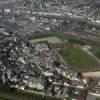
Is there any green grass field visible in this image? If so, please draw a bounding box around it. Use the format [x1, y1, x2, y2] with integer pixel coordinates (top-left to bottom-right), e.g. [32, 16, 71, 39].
[90, 47, 100, 59]
[59, 47, 98, 71]
[30, 36, 63, 44]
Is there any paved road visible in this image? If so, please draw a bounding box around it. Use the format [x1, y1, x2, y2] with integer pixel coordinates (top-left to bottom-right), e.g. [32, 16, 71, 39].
[86, 92, 100, 100]
[83, 72, 100, 77]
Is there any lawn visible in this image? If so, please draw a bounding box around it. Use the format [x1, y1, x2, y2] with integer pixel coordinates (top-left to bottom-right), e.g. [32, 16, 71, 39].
[90, 47, 100, 59]
[59, 47, 98, 71]
[30, 36, 63, 44]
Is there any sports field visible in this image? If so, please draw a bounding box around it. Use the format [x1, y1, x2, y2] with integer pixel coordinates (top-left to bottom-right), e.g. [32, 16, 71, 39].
[90, 47, 100, 59]
[30, 36, 63, 44]
[59, 47, 98, 71]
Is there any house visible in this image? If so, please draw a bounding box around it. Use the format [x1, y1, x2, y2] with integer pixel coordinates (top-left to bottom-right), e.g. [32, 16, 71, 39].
[34, 42, 50, 52]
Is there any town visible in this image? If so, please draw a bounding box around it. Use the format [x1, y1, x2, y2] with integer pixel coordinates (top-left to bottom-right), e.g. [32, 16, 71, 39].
[0, 0, 100, 41]
[0, 0, 100, 100]
[0, 27, 100, 100]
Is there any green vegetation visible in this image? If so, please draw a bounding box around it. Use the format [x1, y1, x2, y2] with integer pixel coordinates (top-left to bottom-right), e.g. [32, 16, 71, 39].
[25, 86, 43, 92]
[0, 82, 62, 100]
[68, 38, 86, 45]
[66, 35, 100, 46]
[0, 97, 12, 100]
[96, 98, 100, 100]
[59, 47, 98, 71]
[90, 47, 100, 59]
[30, 36, 63, 44]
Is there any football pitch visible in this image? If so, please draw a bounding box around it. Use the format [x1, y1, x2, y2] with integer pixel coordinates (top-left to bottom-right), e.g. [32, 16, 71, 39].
[59, 47, 98, 71]
[30, 36, 63, 44]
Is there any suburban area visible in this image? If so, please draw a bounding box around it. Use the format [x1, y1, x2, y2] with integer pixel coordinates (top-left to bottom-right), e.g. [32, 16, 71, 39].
[0, 0, 100, 100]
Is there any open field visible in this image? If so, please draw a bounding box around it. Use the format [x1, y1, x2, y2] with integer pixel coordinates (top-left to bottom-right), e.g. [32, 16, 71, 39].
[90, 47, 100, 59]
[30, 36, 63, 44]
[59, 47, 98, 71]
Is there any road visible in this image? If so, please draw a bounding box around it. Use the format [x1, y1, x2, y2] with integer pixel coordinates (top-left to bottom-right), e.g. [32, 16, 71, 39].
[83, 72, 100, 77]
[86, 92, 100, 100]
